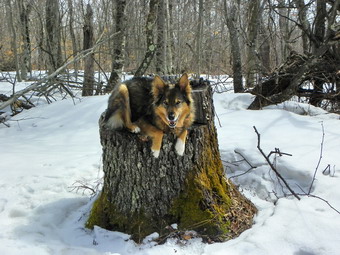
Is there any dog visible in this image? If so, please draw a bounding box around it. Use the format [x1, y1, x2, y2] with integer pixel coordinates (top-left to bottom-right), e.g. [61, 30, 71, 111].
[104, 73, 195, 158]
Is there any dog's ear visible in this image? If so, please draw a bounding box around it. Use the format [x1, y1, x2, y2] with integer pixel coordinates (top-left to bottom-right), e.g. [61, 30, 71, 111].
[152, 75, 167, 100]
[152, 75, 166, 90]
[178, 73, 190, 92]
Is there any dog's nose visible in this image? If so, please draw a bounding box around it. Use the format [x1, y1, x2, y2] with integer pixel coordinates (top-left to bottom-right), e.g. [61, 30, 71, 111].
[168, 112, 175, 121]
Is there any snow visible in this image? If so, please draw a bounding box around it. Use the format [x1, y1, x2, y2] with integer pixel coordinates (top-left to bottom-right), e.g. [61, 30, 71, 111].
[1, 78, 340, 255]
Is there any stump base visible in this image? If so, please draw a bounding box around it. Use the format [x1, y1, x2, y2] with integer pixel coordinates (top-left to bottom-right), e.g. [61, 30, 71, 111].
[86, 124, 256, 243]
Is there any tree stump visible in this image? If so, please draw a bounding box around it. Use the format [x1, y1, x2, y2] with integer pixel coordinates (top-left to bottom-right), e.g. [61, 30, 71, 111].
[86, 84, 257, 243]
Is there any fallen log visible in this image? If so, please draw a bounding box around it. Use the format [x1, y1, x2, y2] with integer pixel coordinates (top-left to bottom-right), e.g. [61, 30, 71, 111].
[248, 45, 339, 110]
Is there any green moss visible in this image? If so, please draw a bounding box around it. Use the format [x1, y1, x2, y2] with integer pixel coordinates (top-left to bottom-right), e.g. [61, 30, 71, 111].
[170, 128, 233, 239]
[86, 191, 161, 242]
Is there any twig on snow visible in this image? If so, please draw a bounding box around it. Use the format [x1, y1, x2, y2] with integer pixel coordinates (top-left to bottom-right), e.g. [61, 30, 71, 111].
[308, 122, 325, 194]
[253, 126, 300, 200]
[229, 150, 258, 179]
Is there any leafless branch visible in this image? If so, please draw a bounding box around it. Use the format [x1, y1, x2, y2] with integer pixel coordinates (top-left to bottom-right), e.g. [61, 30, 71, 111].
[294, 184, 340, 214]
[308, 122, 325, 194]
[253, 126, 301, 200]
[0, 31, 119, 111]
[69, 178, 103, 197]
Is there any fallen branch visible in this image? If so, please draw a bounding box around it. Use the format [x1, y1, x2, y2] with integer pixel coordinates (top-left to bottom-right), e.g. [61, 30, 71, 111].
[228, 150, 258, 179]
[303, 194, 340, 215]
[294, 185, 340, 215]
[0, 31, 119, 111]
[253, 126, 301, 200]
[227, 126, 339, 214]
[308, 122, 325, 194]
[69, 178, 103, 197]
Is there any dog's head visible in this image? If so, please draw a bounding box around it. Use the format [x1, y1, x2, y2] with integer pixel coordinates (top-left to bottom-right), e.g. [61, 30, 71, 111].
[152, 73, 193, 128]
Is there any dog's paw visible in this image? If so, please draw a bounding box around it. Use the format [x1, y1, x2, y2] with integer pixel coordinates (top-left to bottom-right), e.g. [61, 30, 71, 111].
[152, 149, 160, 158]
[130, 125, 141, 133]
[175, 139, 185, 156]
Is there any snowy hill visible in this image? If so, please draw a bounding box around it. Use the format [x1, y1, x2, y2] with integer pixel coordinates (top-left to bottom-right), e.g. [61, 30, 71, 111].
[1, 85, 340, 254]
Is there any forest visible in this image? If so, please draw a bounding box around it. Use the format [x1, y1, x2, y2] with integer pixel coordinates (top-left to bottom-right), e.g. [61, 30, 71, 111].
[1, 1, 340, 254]
[0, 0, 339, 113]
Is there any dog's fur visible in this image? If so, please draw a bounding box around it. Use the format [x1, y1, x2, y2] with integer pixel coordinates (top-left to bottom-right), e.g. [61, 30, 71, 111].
[104, 73, 195, 158]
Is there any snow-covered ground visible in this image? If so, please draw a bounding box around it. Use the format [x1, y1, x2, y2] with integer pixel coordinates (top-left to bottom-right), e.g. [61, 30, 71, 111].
[1, 77, 340, 255]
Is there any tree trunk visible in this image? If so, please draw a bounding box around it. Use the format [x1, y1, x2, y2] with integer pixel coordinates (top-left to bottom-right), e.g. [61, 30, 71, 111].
[277, 0, 291, 61]
[5, 0, 21, 82]
[309, 0, 326, 107]
[134, 0, 159, 77]
[294, 0, 311, 54]
[245, 0, 261, 88]
[67, 0, 79, 78]
[45, 0, 63, 73]
[18, 0, 32, 80]
[195, 0, 204, 78]
[107, 0, 127, 91]
[82, 4, 95, 97]
[86, 84, 256, 243]
[165, 0, 174, 74]
[224, 0, 243, 93]
[259, 18, 270, 73]
[155, 0, 167, 75]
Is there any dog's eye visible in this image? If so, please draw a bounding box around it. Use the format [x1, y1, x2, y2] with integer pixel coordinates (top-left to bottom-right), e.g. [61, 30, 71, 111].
[163, 101, 169, 106]
[176, 101, 181, 105]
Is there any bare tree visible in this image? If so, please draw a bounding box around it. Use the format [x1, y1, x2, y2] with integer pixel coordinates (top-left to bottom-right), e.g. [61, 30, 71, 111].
[248, 1, 340, 110]
[293, 0, 311, 54]
[17, 0, 32, 80]
[195, 0, 204, 78]
[155, 0, 167, 75]
[277, 0, 292, 60]
[224, 0, 243, 93]
[107, 0, 127, 91]
[134, 0, 160, 76]
[245, 0, 261, 88]
[5, 0, 21, 81]
[45, 0, 63, 73]
[165, 0, 173, 74]
[67, 0, 79, 78]
[259, 16, 270, 74]
[82, 4, 95, 97]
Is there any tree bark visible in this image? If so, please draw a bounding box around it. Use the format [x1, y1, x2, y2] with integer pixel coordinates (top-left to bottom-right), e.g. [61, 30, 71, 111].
[45, 0, 63, 73]
[165, 0, 174, 74]
[18, 0, 32, 80]
[195, 0, 204, 78]
[309, 0, 327, 107]
[259, 17, 270, 73]
[245, 0, 261, 88]
[134, 0, 159, 77]
[155, 0, 167, 75]
[67, 0, 79, 78]
[5, 0, 21, 82]
[82, 4, 95, 97]
[107, 0, 127, 91]
[86, 84, 256, 243]
[294, 0, 311, 54]
[224, 0, 243, 93]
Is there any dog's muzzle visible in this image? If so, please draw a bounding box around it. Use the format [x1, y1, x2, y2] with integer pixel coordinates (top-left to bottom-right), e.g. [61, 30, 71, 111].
[169, 120, 177, 128]
[168, 112, 177, 128]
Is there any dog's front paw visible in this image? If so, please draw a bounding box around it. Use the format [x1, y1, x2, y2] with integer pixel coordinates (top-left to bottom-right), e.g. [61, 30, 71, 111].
[130, 125, 141, 133]
[152, 149, 160, 158]
[175, 139, 185, 156]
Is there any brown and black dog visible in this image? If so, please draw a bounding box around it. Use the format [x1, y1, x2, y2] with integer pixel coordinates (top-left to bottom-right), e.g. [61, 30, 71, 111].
[104, 74, 195, 158]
